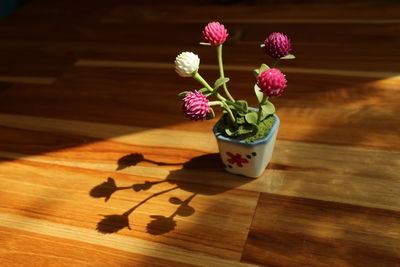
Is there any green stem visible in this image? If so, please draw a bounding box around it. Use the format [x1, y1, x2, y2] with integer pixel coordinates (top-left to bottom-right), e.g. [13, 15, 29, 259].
[222, 102, 236, 123]
[192, 71, 235, 124]
[217, 45, 235, 102]
[272, 58, 280, 68]
[257, 94, 268, 125]
[209, 101, 222, 106]
[214, 92, 227, 101]
[192, 72, 214, 91]
[215, 92, 235, 123]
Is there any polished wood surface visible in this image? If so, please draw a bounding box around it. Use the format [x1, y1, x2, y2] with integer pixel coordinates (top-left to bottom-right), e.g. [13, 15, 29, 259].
[0, 0, 399, 266]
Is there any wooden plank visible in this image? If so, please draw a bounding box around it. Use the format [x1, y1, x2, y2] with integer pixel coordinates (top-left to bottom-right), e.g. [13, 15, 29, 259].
[0, 153, 259, 261]
[0, 82, 13, 92]
[0, 76, 55, 84]
[0, 226, 193, 267]
[0, 215, 256, 267]
[75, 59, 400, 79]
[241, 193, 400, 266]
[0, 39, 399, 72]
[0, 0, 398, 265]
[0, 65, 398, 150]
[102, 3, 400, 23]
[0, 114, 398, 211]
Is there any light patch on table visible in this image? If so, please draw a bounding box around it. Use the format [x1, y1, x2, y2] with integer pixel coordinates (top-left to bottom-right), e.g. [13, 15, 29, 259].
[0, 213, 256, 267]
[0, 112, 398, 211]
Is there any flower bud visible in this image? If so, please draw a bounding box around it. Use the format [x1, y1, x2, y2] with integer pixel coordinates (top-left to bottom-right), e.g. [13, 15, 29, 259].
[202, 22, 228, 46]
[175, 52, 200, 77]
[182, 91, 210, 120]
[264, 32, 291, 59]
[257, 68, 287, 97]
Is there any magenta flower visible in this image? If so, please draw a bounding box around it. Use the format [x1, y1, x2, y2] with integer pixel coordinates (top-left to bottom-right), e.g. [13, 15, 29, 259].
[182, 91, 210, 120]
[257, 68, 287, 97]
[264, 32, 292, 59]
[202, 22, 228, 46]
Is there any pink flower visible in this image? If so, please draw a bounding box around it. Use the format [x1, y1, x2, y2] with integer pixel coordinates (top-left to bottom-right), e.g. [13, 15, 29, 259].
[257, 68, 287, 97]
[182, 91, 210, 120]
[202, 22, 228, 46]
[264, 32, 292, 59]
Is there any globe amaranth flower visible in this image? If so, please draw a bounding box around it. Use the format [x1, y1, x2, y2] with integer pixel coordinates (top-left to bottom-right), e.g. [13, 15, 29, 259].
[182, 91, 210, 120]
[257, 68, 287, 97]
[202, 22, 228, 46]
[264, 32, 292, 59]
[175, 52, 200, 77]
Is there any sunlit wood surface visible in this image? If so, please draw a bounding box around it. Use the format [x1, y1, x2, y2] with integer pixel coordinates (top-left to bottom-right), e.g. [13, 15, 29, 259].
[0, 0, 399, 266]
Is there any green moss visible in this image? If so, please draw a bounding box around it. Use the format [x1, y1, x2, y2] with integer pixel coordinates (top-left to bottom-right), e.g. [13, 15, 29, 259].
[217, 114, 276, 143]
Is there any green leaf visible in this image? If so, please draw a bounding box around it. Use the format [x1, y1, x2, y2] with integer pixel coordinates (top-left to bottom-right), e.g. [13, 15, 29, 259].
[254, 64, 269, 79]
[237, 126, 254, 135]
[235, 100, 248, 110]
[259, 101, 275, 121]
[178, 91, 190, 99]
[251, 123, 259, 134]
[253, 69, 260, 79]
[237, 110, 248, 116]
[236, 116, 246, 125]
[245, 111, 258, 125]
[261, 100, 275, 115]
[254, 84, 264, 103]
[259, 64, 270, 72]
[280, 54, 295, 60]
[213, 77, 230, 90]
[198, 88, 212, 97]
[206, 107, 215, 120]
[199, 42, 212, 46]
[198, 88, 211, 94]
[225, 127, 237, 136]
[229, 100, 248, 114]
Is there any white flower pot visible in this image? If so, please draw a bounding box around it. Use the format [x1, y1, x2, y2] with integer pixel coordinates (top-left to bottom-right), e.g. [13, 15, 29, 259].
[213, 114, 280, 178]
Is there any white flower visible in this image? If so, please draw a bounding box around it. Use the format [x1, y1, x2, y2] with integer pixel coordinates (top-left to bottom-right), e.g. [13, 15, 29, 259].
[174, 52, 200, 77]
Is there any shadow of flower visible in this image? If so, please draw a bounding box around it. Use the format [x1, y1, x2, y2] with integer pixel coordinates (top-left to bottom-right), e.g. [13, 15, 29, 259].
[92, 153, 253, 235]
[116, 153, 144, 170]
[132, 180, 165, 192]
[147, 215, 176, 235]
[116, 153, 182, 171]
[90, 177, 118, 202]
[96, 214, 131, 234]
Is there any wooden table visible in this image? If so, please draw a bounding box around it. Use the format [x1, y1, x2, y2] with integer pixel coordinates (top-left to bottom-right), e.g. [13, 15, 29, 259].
[0, 0, 399, 266]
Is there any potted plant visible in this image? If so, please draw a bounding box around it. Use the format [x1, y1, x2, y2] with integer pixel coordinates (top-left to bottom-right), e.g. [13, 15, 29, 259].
[175, 22, 295, 178]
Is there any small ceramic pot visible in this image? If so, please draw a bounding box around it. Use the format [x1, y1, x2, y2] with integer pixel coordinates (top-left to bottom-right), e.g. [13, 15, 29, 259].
[213, 113, 279, 178]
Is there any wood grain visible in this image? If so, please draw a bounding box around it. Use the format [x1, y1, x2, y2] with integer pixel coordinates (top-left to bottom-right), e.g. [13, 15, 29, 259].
[0, 227, 193, 267]
[0, 0, 399, 266]
[242, 194, 400, 266]
[0, 114, 398, 210]
[0, 66, 398, 150]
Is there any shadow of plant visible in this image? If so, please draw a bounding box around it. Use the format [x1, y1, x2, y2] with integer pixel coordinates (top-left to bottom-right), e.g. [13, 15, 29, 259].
[91, 153, 251, 235]
[116, 153, 181, 171]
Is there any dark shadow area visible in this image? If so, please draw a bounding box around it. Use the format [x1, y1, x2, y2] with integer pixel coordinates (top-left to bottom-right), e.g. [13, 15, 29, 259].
[116, 153, 182, 171]
[92, 153, 252, 235]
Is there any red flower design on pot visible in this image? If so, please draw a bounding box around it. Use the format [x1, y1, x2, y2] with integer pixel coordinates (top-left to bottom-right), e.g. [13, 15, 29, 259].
[226, 152, 249, 167]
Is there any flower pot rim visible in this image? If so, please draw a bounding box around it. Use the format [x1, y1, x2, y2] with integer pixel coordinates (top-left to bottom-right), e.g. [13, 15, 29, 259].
[213, 113, 280, 146]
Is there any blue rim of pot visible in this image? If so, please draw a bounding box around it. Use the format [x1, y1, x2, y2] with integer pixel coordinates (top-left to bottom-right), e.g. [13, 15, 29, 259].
[213, 112, 280, 147]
